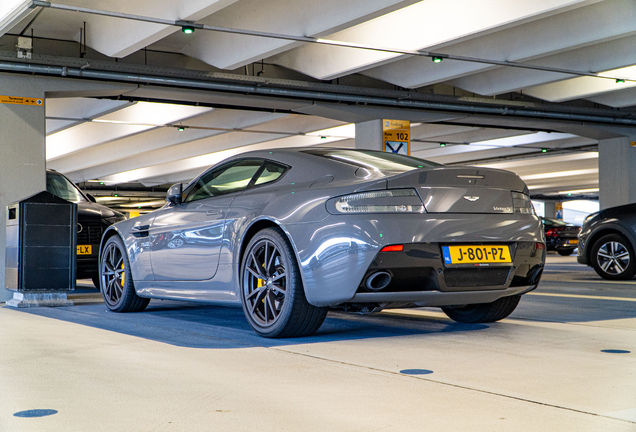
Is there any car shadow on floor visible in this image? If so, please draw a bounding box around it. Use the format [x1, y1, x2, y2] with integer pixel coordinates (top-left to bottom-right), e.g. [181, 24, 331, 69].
[10, 300, 488, 349]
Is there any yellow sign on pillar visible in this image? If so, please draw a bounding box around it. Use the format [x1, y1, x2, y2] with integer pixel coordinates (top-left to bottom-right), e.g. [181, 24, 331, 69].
[555, 202, 563, 220]
[0, 95, 43, 106]
[382, 119, 410, 155]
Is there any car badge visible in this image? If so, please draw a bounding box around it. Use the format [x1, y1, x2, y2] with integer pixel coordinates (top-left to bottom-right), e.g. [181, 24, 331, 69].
[463, 196, 480, 202]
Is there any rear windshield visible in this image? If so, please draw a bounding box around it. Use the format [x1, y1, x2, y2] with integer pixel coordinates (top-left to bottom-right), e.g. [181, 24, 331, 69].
[304, 149, 441, 173]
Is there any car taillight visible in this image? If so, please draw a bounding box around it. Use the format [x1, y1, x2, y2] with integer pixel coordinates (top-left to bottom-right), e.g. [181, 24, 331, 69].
[536, 242, 546, 250]
[545, 228, 563, 237]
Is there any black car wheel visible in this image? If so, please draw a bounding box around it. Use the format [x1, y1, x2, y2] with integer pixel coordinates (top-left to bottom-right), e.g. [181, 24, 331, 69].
[591, 233, 636, 280]
[100, 236, 150, 312]
[557, 249, 575, 256]
[240, 228, 327, 338]
[442, 295, 520, 324]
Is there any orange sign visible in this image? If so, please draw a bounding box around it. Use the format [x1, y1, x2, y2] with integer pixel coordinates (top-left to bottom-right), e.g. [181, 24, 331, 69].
[0, 95, 43, 106]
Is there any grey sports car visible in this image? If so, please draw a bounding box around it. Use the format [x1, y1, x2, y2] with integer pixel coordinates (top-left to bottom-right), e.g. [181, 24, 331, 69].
[98, 148, 545, 338]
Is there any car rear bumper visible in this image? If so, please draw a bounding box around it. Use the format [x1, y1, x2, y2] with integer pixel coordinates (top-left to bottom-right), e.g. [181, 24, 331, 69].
[285, 213, 544, 307]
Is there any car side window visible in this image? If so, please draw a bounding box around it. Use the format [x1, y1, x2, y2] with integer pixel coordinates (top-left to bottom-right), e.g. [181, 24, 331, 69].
[185, 159, 263, 202]
[253, 162, 287, 186]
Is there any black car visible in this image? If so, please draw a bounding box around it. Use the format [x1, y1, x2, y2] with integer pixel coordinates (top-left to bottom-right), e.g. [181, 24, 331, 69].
[46, 170, 126, 286]
[578, 203, 636, 280]
[541, 217, 580, 256]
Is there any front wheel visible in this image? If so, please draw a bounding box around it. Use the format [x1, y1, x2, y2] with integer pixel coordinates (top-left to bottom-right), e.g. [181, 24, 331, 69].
[240, 228, 327, 338]
[591, 233, 636, 280]
[442, 295, 520, 324]
[99, 236, 150, 312]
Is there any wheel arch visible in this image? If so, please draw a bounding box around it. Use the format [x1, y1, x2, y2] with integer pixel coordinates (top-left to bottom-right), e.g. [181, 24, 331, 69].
[237, 218, 309, 297]
[98, 226, 129, 273]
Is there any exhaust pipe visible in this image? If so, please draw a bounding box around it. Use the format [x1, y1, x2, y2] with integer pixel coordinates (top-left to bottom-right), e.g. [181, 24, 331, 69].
[365, 271, 392, 291]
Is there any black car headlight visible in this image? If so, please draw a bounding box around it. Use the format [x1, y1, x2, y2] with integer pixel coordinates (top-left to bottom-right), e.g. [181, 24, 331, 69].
[511, 191, 533, 215]
[327, 189, 425, 214]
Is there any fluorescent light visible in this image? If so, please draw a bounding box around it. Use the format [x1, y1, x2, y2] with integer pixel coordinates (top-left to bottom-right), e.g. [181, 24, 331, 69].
[521, 168, 597, 180]
[557, 188, 599, 194]
[119, 200, 166, 208]
[472, 132, 576, 147]
[307, 124, 355, 139]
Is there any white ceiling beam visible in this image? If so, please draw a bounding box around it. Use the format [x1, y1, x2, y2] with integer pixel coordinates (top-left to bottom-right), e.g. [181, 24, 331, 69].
[51, 109, 288, 176]
[45, 97, 133, 135]
[100, 134, 349, 185]
[363, 0, 632, 89]
[180, 0, 420, 70]
[0, 0, 34, 35]
[418, 136, 596, 164]
[451, 33, 636, 97]
[64, 115, 344, 182]
[46, 102, 212, 160]
[270, 0, 594, 81]
[76, 0, 240, 58]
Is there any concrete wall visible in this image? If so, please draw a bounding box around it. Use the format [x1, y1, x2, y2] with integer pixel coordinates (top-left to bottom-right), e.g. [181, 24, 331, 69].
[0, 78, 46, 301]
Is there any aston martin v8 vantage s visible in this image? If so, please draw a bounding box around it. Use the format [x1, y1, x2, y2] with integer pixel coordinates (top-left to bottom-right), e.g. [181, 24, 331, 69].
[98, 148, 545, 338]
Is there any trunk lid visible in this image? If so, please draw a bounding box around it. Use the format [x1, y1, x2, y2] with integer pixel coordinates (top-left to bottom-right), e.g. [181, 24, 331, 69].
[386, 166, 528, 214]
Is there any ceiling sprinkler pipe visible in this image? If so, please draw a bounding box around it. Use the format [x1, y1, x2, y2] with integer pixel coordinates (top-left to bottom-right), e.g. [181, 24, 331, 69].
[2, 60, 636, 126]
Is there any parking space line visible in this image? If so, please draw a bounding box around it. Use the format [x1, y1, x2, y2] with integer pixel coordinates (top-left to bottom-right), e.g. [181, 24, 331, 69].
[528, 292, 636, 302]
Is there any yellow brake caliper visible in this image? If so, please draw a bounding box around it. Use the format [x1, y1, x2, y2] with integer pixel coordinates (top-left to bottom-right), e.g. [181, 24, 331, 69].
[120, 263, 125, 286]
[258, 262, 265, 303]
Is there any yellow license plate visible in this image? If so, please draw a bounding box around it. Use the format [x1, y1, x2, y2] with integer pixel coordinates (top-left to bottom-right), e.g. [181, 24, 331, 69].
[567, 239, 579, 245]
[77, 245, 92, 255]
[443, 245, 511, 264]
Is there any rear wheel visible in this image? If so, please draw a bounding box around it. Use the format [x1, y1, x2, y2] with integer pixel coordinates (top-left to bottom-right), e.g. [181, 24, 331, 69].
[557, 249, 575, 256]
[591, 233, 636, 280]
[442, 295, 520, 324]
[240, 228, 327, 338]
[100, 236, 149, 312]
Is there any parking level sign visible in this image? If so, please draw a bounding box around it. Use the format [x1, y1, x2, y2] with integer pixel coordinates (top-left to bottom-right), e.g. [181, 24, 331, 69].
[383, 119, 410, 155]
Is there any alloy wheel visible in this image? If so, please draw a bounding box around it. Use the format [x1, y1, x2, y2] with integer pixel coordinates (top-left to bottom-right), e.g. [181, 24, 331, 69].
[101, 241, 126, 307]
[596, 241, 630, 275]
[243, 239, 287, 327]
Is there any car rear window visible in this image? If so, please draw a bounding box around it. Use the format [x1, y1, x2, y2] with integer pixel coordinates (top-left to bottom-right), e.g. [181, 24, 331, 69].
[303, 149, 441, 173]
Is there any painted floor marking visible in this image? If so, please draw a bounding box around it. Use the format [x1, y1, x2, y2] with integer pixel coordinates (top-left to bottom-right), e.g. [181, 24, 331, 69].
[528, 292, 636, 302]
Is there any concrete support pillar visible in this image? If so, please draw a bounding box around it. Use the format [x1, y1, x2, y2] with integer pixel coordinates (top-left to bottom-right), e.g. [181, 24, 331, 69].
[544, 201, 556, 219]
[355, 119, 383, 151]
[0, 79, 46, 302]
[598, 138, 636, 209]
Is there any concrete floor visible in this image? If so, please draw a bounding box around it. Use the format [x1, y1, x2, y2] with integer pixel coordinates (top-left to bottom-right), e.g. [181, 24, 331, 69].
[1, 255, 635, 431]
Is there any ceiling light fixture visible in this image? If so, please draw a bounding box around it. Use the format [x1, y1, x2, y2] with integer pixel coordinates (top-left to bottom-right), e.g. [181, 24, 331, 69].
[616, 79, 626, 84]
[177, 126, 186, 131]
[541, 148, 547, 153]
[440, 143, 446, 147]
[181, 26, 195, 34]
[432, 56, 443, 63]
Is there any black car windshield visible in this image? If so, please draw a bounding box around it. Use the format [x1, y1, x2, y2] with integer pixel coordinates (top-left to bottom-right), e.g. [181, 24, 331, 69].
[304, 149, 442, 173]
[542, 217, 573, 227]
[46, 171, 86, 203]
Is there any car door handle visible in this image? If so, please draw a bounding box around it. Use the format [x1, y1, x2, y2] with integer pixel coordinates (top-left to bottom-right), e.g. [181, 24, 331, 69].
[206, 210, 222, 216]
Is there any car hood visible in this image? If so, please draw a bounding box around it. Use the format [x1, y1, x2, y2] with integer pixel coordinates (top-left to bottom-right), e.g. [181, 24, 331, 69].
[77, 201, 125, 220]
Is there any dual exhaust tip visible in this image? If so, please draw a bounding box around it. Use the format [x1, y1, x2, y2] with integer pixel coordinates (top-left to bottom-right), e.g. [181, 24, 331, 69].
[365, 271, 392, 291]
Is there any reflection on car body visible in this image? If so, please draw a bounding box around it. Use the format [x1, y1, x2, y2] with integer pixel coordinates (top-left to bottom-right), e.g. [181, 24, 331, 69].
[99, 148, 545, 338]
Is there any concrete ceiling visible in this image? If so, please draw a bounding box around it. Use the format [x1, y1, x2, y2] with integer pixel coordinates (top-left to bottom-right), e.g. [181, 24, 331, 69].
[3, 0, 636, 210]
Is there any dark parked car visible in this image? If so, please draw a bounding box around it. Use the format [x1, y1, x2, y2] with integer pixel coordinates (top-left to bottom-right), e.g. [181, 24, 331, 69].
[98, 148, 545, 338]
[541, 217, 580, 256]
[578, 203, 636, 280]
[46, 170, 126, 286]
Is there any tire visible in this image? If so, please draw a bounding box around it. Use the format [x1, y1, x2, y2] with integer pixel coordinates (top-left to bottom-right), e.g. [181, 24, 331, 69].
[557, 249, 575, 256]
[240, 228, 327, 338]
[590, 233, 636, 280]
[99, 236, 150, 312]
[442, 295, 521, 324]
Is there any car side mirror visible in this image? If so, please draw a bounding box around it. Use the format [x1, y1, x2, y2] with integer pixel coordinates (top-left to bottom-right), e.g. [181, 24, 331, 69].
[166, 183, 183, 205]
[85, 193, 97, 203]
